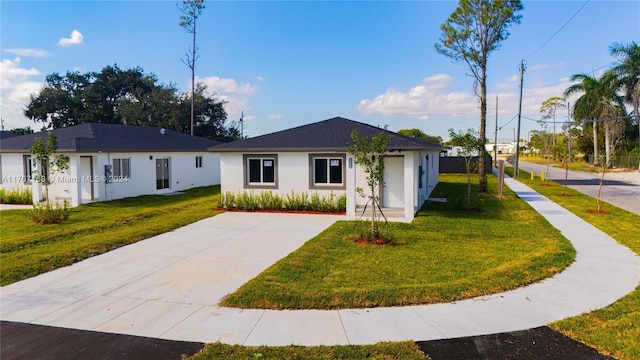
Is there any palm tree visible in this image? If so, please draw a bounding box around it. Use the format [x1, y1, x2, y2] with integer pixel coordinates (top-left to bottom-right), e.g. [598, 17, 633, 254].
[610, 42, 640, 119]
[564, 72, 624, 166]
[565, 74, 603, 165]
[609, 41, 640, 169]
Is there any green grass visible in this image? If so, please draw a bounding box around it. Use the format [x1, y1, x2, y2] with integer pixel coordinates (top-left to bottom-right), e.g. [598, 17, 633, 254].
[518, 156, 605, 173]
[221, 174, 575, 310]
[189, 341, 428, 360]
[507, 168, 640, 360]
[0, 186, 222, 286]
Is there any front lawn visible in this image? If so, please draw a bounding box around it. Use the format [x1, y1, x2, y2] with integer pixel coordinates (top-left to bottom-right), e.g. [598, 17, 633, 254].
[508, 168, 640, 360]
[221, 174, 575, 309]
[0, 186, 222, 286]
[190, 341, 428, 360]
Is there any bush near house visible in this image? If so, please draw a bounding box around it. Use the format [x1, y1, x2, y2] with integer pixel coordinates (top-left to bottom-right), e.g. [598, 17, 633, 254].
[30, 201, 70, 224]
[219, 190, 347, 213]
[0, 188, 33, 205]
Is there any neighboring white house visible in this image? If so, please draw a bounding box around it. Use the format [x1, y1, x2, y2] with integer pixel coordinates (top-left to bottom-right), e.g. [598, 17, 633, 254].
[444, 146, 480, 157]
[209, 117, 442, 221]
[0, 123, 222, 206]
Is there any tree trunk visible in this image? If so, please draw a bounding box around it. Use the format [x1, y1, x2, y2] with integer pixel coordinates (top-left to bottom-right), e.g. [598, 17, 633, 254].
[604, 121, 611, 168]
[467, 173, 472, 210]
[478, 70, 487, 192]
[593, 121, 599, 165]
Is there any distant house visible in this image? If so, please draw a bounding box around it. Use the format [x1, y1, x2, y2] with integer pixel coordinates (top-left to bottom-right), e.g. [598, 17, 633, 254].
[0, 123, 222, 206]
[209, 117, 442, 221]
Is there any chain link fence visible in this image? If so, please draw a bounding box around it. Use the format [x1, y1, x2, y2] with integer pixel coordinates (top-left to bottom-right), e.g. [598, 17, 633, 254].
[587, 155, 640, 169]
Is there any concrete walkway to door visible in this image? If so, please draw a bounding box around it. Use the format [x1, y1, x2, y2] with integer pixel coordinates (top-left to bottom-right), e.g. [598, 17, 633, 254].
[1, 178, 639, 346]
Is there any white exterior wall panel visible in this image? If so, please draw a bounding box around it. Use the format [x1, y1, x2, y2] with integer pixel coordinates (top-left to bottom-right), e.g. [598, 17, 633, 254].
[0, 154, 31, 192]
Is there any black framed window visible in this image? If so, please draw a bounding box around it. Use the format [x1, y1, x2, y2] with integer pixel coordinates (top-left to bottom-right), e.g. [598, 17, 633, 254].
[309, 154, 346, 189]
[244, 155, 277, 188]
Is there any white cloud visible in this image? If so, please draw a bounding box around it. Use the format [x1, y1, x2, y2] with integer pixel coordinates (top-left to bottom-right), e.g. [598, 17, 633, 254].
[58, 30, 84, 46]
[357, 74, 478, 118]
[256, 76, 265, 82]
[4, 48, 50, 58]
[197, 76, 258, 95]
[0, 58, 43, 129]
[356, 72, 579, 127]
[267, 114, 283, 120]
[528, 62, 565, 72]
[196, 76, 260, 117]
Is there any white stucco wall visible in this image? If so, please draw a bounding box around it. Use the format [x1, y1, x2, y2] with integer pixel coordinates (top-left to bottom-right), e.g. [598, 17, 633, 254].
[0, 154, 32, 192]
[220, 151, 348, 199]
[220, 149, 440, 220]
[3, 151, 220, 206]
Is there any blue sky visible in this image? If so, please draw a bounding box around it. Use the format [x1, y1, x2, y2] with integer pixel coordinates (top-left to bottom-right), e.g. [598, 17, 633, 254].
[1, 0, 638, 142]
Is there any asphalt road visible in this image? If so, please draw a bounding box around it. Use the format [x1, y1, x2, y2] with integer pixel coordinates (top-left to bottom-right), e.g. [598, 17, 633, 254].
[511, 160, 640, 215]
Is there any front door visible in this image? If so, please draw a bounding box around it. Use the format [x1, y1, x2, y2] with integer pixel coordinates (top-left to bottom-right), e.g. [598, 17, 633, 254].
[156, 158, 170, 190]
[80, 156, 94, 202]
[382, 156, 404, 208]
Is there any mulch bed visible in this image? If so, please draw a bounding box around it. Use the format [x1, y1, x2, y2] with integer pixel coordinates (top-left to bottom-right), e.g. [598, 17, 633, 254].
[213, 208, 346, 215]
[587, 209, 611, 215]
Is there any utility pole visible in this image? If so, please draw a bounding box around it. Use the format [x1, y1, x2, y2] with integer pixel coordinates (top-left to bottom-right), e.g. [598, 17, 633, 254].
[494, 95, 498, 168]
[239, 111, 244, 139]
[514, 60, 526, 178]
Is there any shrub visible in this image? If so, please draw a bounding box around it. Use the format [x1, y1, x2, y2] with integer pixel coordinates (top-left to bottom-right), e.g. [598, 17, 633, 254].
[30, 201, 70, 224]
[0, 188, 33, 205]
[451, 193, 485, 212]
[218, 190, 346, 212]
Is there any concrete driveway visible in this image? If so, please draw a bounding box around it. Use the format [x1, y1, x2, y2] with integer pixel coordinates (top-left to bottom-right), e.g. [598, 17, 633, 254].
[0, 212, 344, 343]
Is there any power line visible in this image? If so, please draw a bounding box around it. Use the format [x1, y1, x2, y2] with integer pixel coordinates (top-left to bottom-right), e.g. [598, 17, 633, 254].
[524, 61, 616, 90]
[524, 0, 590, 60]
[499, 114, 519, 129]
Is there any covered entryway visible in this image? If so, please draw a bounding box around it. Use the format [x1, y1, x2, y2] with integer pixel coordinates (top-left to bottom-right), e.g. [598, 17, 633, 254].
[382, 156, 404, 208]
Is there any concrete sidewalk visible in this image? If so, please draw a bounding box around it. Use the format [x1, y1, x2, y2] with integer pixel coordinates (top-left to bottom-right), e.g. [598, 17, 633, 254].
[1, 180, 639, 346]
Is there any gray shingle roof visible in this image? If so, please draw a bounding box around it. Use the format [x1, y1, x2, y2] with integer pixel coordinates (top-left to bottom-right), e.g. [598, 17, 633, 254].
[0, 123, 222, 153]
[209, 117, 442, 152]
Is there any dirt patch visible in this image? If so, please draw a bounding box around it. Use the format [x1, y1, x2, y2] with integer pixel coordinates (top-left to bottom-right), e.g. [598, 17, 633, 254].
[587, 209, 610, 215]
[355, 237, 387, 245]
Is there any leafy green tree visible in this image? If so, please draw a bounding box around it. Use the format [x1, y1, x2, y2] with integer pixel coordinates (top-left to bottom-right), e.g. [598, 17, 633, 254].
[539, 96, 566, 161]
[7, 127, 34, 135]
[448, 128, 484, 210]
[436, 0, 523, 192]
[24, 65, 236, 141]
[30, 133, 69, 203]
[397, 128, 443, 144]
[178, 0, 205, 136]
[348, 130, 391, 241]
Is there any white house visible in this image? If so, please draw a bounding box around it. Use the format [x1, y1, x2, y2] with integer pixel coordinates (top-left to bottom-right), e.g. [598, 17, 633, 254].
[0, 123, 222, 206]
[209, 117, 442, 221]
